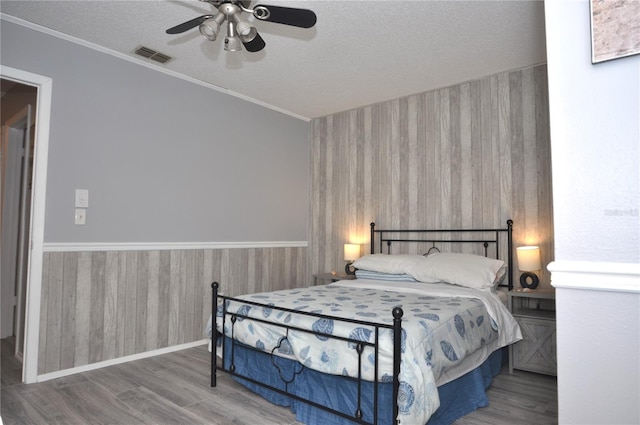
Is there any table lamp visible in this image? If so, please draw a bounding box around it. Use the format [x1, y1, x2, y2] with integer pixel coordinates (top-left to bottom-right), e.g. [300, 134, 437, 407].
[516, 246, 541, 289]
[344, 243, 361, 275]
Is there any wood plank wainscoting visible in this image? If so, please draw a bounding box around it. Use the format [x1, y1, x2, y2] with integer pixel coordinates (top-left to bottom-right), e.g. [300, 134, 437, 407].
[38, 246, 306, 376]
[309, 64, 553, 285]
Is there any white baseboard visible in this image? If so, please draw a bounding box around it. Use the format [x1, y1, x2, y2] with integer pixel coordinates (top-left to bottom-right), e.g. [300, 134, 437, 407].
[36, 339, 209, 383]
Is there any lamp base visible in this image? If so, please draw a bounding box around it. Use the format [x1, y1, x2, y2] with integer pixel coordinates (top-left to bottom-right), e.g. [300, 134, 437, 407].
[519, 272, 539, 289]
[345, 262, 356, 275]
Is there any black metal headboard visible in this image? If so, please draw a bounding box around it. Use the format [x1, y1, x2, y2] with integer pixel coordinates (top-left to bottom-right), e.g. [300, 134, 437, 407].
[370, 220, 514, 290]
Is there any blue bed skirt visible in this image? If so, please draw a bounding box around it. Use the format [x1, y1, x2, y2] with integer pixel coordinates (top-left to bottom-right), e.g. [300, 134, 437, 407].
[220, 339, 502, 425]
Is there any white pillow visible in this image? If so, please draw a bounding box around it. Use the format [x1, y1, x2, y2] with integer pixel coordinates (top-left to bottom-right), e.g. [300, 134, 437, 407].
[493, 264, 508, 288]
[411, 253, 505, 289]
[352, 254, 426, 275]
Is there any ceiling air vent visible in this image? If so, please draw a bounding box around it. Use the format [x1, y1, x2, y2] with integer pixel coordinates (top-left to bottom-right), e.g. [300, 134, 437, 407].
[134, 46, 172, 64]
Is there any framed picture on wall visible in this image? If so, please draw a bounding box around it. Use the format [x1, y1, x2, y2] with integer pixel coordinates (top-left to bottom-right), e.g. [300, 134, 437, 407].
[590, 0, 640, 63]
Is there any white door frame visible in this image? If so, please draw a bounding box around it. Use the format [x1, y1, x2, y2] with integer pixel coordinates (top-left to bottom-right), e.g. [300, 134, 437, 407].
[1, 105, 32, 344]
[1, 65, 52, 383]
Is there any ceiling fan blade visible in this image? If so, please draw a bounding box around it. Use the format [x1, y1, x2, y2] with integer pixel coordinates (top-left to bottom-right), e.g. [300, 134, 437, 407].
[253, 4, 317, 28]
[242, 32, 266, 52]
[166, 15, 214, 34]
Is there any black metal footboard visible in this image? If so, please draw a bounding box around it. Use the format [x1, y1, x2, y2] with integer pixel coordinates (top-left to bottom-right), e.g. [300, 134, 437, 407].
[210, 282, 403, 425]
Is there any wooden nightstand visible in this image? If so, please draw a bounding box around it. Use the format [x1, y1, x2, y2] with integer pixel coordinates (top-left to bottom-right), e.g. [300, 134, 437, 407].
[312, 272, 356, 285]
[508, 289, 557, 376]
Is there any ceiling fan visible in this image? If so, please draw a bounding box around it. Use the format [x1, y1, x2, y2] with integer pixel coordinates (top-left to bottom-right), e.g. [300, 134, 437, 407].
[166, 0, 317, 53]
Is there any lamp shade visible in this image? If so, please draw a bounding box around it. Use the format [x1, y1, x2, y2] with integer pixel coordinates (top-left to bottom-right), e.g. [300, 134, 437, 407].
[344, 244, 361, 262]
[516, 246, 541, 271]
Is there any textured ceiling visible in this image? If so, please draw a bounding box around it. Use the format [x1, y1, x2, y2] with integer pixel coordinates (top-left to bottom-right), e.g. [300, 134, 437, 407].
[0, 1, 547, 120]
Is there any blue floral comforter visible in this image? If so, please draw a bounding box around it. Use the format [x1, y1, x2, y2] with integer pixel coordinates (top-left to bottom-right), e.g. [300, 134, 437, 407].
[213, 280, 521, 425]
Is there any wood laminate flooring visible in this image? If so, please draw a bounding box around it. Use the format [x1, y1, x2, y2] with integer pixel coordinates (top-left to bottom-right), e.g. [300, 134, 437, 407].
[1, 338, 557, 424]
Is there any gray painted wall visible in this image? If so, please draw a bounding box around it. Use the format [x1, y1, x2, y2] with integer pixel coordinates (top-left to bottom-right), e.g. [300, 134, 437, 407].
[1, 20, 310, 244]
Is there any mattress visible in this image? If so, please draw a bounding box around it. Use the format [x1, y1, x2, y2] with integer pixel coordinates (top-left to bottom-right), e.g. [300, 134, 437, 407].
[211, 279, 521, 425]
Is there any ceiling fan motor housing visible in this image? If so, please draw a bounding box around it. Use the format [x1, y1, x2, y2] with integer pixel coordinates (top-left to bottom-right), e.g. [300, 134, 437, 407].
[168, 0, 316, 52]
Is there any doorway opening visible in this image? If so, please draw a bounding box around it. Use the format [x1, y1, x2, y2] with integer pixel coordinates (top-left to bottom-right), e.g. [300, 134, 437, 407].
[1, 67, 52, 383]
[1, 80, 36, 383]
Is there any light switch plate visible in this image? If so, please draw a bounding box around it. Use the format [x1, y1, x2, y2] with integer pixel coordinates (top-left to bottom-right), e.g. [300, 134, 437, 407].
[75, 189, 89, 208]
[75, 208, 86, 225]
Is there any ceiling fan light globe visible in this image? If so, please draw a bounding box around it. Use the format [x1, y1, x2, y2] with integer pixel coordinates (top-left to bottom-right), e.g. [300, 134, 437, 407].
[236, 21, 252, 36]
[199, 20, 220, 41]
[239, 26, 258, 42]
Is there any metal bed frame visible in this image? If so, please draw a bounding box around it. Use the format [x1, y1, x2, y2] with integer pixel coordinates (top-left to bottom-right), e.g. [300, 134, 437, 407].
[211, 219, 514, 425]
[371, 219, 514, 290]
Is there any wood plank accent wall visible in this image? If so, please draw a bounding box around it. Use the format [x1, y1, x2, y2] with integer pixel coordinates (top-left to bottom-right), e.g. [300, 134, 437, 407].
[310, 64, 553, 286]
[38, 246, 306, 374]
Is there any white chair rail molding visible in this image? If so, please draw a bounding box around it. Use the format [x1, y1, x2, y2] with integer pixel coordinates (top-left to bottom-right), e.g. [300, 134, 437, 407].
[548, 260, 640, 425]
